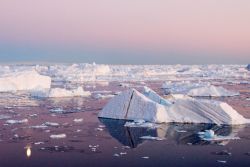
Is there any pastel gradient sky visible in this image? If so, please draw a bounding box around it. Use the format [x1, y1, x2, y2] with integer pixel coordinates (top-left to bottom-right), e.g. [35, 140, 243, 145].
[0, 0, 249, 64]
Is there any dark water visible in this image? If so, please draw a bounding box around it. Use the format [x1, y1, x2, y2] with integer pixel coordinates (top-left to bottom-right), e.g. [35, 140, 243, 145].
[0, 82, 250, 167]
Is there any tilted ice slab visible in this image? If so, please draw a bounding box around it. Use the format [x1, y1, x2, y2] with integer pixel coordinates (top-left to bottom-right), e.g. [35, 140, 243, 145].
[98, 88, 250, 125]
[0, 70, 51, 92]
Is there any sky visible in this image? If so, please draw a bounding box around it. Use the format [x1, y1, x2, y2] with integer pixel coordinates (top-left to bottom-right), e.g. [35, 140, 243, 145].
[0, 0, 250, 64]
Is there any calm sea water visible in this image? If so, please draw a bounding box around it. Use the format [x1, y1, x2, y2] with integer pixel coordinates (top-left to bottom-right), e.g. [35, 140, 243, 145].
[0, 82, 250, 167]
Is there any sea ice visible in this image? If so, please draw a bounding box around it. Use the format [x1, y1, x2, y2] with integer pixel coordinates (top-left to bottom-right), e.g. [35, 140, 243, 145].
[48, 87, 91, 98]
[0, 70, 51, 92]
[187, 85, 239, 97]
[50, 134, 67, 139]
[6, 119, 28, 124]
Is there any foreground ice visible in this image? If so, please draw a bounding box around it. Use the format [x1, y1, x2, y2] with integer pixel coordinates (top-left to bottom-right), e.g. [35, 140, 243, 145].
[98, 88, 250, 125]
[0, 70, 51, 92]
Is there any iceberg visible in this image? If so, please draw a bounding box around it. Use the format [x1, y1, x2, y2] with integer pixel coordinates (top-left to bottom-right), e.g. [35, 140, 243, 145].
[31, 86, 91, 98]
[98, 88, 250, 125]
[0, 70, 51, 92]
[187, 85, 239, 97]
[48, 87, 91, 98]
[162, 81, 239, 97]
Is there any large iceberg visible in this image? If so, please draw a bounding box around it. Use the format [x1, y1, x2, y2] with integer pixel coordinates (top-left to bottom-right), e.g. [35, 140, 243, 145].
[0, 70, 51, 92]
[98, 88, 249, 125]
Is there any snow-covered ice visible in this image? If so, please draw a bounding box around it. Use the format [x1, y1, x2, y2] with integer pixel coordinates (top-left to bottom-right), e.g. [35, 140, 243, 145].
[99, 87, 250, 125]
[0, 70, 51, 92]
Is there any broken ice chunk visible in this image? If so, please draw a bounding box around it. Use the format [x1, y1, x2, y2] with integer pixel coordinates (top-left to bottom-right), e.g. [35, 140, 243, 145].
[73, 118, 83, 123]
[50, 134, 67, 139]
[6, 119, 28, 124]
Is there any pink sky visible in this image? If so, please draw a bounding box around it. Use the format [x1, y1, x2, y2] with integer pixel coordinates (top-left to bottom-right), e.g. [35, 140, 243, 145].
[0, 0, 250, 63]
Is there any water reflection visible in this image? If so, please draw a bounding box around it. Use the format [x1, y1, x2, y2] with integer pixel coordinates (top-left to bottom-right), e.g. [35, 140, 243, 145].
[99, 118, 245, 148]
[25, 145, 32, 158]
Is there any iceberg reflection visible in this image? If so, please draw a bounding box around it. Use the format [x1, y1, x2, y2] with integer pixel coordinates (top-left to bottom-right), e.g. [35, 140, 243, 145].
[99, 118, 244, 148]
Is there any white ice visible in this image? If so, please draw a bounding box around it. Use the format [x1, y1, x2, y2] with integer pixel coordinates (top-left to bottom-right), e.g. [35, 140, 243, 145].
[99, 87, 250, 125]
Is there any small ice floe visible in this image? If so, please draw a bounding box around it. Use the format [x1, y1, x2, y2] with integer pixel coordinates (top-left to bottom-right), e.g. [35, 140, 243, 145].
[44, 122, 60, 127]
[76, 129, 82, 132]
[122, 146, 131, 150]
[6, 119, 28, 124]
[217, 160, 227, 164]
[140, 136, 165, 141]
[73, 118, 83, 123]
[89, 144, 99, 152]
[50, 134, 67, 139]
[49, 108, 64, 113]
[113, 153, 120, 157]
[198, 130, 240, 141]
[48, 87, 91, 98]
[34, 142, 45, 145]
[93, 93, 115, 99]
[246, 98, 250, 101]
[29, 114, 38, 117]
[95, 127, 104, 131]
[120, 152, 127, 155]
[98, 125, 105, 128]
[0, 115, 11, 120]
[124, 120, 160, 129]
[142, 156, 149, 159]
[30, 125, 48, 129]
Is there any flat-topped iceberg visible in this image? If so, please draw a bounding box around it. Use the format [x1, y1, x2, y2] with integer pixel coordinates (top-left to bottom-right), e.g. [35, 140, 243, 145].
[187, 85, 239, 97]
[99, 88, 249, 125]
[162, 81, 238, 97]
[0, 70, 51, 92]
